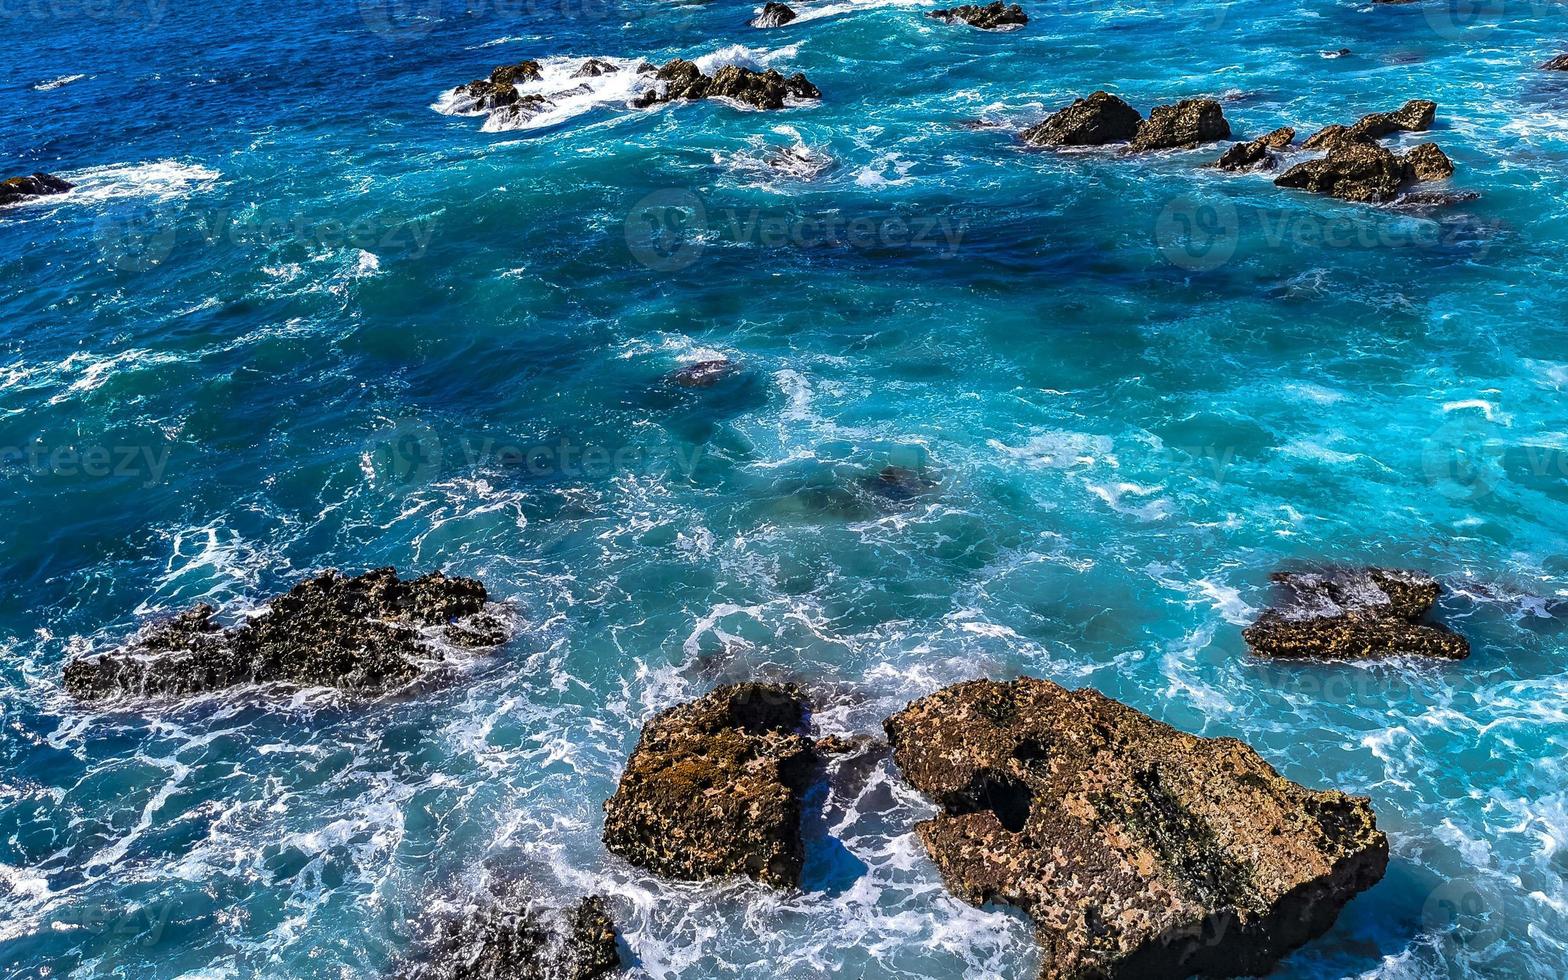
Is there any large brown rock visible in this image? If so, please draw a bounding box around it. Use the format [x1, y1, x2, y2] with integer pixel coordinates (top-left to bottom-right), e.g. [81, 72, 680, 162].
[885, 678, 1389, 980]
[1402, 142, 1454, 182]
[1128, 97, 1231, 152]
[1243, 568, 1469, 661]
[632, 60, 820, 110]
[1274, 139, 1408, 203]
[1303, 99, 1435, 151]
[1020, 91, 1142, 147]
[0, 172, 73, 206]
[929, 2, 1029, 29]
[602, 683, 820, 887]
[1212, 126, 1295, 172]
[397, 894, 621, 980]
[63, 568, 507, 701]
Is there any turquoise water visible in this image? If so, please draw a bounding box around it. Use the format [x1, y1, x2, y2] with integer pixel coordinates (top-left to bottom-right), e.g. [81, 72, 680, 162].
[4, 0, 1568, 976]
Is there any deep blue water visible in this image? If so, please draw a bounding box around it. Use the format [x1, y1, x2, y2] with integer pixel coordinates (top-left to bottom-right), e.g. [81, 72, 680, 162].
[4, 0, 1568, 977]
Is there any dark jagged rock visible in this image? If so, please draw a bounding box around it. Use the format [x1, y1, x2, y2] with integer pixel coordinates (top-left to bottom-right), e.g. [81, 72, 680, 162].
[884, 677, 1389, 980]
[1019, 91, 1142, 147]
[1403, 142, 1454, 182]
[1303, 99, 1435, 151]
[929, 2, 1028, 30]
[1393, 189, 1480, 210]
[63, 569, 506, 701]
[1543, 54, 1568, 71]
[572, 59, 619, 78]
[489, 94, 554, 128]
[397, 894, 621, 980]
[1, 172, 74, 207]
[667, 358, 738, 388]
[1274, 139, 1409, 203]
[1213, 126, 1295, 171]
[1243, 568, 1470, 661]
[632, 60, 819, 111]
[1127, 97, 1231, 152]
[751, 1, 797, 27]
[455, 61, 543, 112]
[766, 143, 834, 179]
[602, 683, 820, 887]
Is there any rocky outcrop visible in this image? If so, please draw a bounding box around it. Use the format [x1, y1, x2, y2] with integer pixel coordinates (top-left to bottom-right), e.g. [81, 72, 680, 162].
[1543, 53, 1568, 70]
[489, 94, 554, 128]
[398, 894, 621, 980]
[602, 683, 820, 887]
[884, 678, 1389, 980]
[1128, 97, 1231, 152]
[632, 60, 820, 111]
[63, 568, 507, 701]
[1213, 126, 1294, 171]
[572, 59, 619, 78]
[1020, 91, 1143, 147]
[0, 172, 73, 207]
[929, 2, 1028, 29]
[751, 1, 797, 27]
[667, 358, 739, 388]
[1243, 568, 1470, 661]
[455, 61, 543, 111]
[1302, 99, 1435, 151]
[1274, 139, 1408, 202]
[1403, 142, 1454, 182]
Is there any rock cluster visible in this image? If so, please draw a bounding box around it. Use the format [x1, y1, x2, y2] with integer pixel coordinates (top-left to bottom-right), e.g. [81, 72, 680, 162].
[1243, 568, 1470, 660]
[1, 172, 73, 207]
[454, 61, 543, 112]
[1213, 126, 1295, 171]
[63, 568, 507, 701]
[397, 894, 621, 980]
[884, 677, 1390, 980]
[751, 1, 797, 27]
[1021, 92, 1231, 152]
[1544, 53, 1568, 70]
[632, 60, 821, 111]
[928, 2, 1028, 30]
[667, 358, 739, 388]
[602, 682, 820, 887]
[1271, 100, 1453, 202]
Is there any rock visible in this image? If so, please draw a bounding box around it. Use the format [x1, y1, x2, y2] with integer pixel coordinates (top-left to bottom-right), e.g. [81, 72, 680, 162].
[929, 2, 1029, 30]
[63, 568, 507, 701]
[1303, 99, 1436, 151]
[0, 172, 74, 207]
[1543, 54, 1568, 71]
[884, 677, 1389, 980]
[751, 1, 796, 27]
[1323, 48, 1353, 58]
[1243, 568, 1470, 660]
[1392, 189, 1480, 210]
[667, 358, 738, 388]
[455, 61, 543, 112]
[602, 682, 820, 887]
[488, 94, 554, 128]
[1213, 126, 1295, 172]
[1403, 142, 1454, 182]
[767, 144, 834, 179]
[1127, 97, 1232, 152]
[572, 58, 620, 78]
[862, 464, 935, 502]
[1274, 139, 1408, 203]
[1019, 91, 1143, 147]
[633, 61, 819, 111]
[397, 893, 621, 980]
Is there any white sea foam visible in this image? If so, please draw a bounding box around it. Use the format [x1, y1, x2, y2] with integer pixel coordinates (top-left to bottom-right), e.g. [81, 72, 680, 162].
[59, 159, 220, 204]
[32, 73, 88, 91]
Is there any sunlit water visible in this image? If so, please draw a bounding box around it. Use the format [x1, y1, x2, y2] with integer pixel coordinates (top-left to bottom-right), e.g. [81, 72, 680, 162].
[3, 0, 1568, 977]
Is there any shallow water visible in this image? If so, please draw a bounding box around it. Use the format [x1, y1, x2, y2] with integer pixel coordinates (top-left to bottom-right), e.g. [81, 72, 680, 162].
[3, 0, 1568, 977]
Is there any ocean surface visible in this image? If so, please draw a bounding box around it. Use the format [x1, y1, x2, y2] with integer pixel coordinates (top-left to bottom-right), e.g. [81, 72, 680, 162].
[3, 0, 1568, 976]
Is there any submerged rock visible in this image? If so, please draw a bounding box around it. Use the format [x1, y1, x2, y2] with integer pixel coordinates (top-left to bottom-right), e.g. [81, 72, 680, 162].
[398, 894, 621, 980]
[632, 60, 820, 111]
[929, 2, 1029, 30]
[1127, 97, 1231, 152]
[63, 568, 507, 701]
[667, 358, 739, 388]
[751, 1, 796, 27]
[455, 61, 543, 112]
[885, 677, 1389, 980]
[862, 464, 936, 502]
[1243, 568, 1470, 660]
[1020, 91, 1142, 147]
[1213, 126, 1295, 171]
[602, 682, 820, 887]
[0, 172, 73, 207]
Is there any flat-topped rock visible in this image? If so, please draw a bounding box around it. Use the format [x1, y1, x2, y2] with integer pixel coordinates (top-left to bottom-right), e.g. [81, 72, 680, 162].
[63, 568, 507, 701]
[1243, 567, 1470, 660]
[1020, 91, 1142, 147]
[885, 677, 1389, 979]
[602, 682, 819, 887]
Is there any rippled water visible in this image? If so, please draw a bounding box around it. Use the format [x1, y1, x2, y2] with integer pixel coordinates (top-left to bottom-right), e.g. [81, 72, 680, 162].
[4, 0, 1568, 977]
